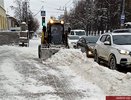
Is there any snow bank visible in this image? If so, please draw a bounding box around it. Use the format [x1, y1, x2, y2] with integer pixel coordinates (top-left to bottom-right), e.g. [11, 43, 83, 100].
[46, 49, 86, 66]
[0, 45, 38, 59]
[47, 49, 131, 96]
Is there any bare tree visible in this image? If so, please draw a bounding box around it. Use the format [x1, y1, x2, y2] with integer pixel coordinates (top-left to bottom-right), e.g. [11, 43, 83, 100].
[65, 0, 131, 35]
[12, 0, 40, 32]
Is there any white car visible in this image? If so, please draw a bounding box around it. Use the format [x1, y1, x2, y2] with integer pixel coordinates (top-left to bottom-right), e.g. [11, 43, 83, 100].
[94, 32, 131, 70]
[69, 29, 86, 38]
[68, 35, 79, 48]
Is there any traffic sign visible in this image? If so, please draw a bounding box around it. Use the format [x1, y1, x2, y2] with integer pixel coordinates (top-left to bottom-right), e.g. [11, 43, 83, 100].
[121, 14, 125, 20]
[41, 11, 46, 16]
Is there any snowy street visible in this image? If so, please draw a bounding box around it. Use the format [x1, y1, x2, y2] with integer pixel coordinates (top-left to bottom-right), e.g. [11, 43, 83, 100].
[0, 37, 131, 100]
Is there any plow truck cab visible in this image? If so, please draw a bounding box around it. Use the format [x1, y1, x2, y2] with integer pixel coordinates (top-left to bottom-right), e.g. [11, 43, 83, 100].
[38, 18, 68, 60]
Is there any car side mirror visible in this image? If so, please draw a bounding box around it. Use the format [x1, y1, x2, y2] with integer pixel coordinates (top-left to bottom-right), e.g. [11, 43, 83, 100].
[86, 41, 89, 44]
[104, 41, 111, 45]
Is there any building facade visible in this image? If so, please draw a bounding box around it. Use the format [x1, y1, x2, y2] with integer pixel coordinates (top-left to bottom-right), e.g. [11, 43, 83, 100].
[0, 0, 7, 30]
[7, 15, 19, 30]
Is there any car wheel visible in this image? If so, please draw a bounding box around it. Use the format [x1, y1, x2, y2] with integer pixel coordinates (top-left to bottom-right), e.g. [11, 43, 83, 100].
[81, 47, 85, 53]
[109, 55, 117, 70]
[86, 49, 90, 57]
[94, 50, 100, 64]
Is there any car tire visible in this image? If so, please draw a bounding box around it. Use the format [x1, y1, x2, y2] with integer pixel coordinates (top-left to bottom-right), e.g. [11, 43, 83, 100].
[108, 55, 117, 70]
[94, 50, 100, 64]
[86, 49, 90, 57]
[81, 47, 85, 53]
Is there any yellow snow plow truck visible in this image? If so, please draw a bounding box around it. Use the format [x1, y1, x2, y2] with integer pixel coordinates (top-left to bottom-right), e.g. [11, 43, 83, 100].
[38, 19, 70, 60]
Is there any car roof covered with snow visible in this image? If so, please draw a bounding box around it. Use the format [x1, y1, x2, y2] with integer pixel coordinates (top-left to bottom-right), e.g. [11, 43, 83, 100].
[112, 28, 131, 33]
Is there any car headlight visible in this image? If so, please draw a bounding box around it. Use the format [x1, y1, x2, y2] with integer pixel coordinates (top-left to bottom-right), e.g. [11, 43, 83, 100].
[88, 51, 92, 55]
[118, 49, 130, 55]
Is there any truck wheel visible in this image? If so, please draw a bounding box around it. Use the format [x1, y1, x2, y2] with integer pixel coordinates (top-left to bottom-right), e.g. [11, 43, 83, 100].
[38, 45, 41, 58]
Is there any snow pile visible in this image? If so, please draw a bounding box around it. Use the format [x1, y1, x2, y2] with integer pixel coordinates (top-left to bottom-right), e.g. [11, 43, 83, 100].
[1, 38, 131, 99]
[56, 65, 105, 100]
[1, 59, 56, 94]
[47, 49, 131, 96]
[46, 49, 86, 66]
[0, 45, 38, 59]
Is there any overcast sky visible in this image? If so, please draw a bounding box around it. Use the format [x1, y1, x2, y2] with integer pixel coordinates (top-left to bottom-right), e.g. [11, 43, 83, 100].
[4, 0, 74, 30]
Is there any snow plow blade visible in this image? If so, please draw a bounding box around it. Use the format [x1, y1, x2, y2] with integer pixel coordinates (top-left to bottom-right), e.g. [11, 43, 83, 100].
[38, 45, 60, 60]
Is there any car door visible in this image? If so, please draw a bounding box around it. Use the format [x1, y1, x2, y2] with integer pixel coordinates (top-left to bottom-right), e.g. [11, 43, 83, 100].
[102, 35, 112, 60]
[77, 38, 85, 46]
[97, 35, 107, 59]
[77, 38, 86, 52]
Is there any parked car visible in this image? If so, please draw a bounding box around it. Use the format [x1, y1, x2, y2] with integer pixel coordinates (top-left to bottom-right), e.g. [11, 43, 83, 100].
[69, 29, 86, 38]
[94, 32, 131, 70]
[77, 36, 99, 57]
[68, 35, 79, 48]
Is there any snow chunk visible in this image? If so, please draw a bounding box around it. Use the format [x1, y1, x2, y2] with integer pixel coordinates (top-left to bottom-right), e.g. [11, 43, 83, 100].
[46, 49, 85, 66]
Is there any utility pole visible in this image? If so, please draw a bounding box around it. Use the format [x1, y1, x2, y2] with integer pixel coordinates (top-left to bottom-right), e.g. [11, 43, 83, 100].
[25, 0, 29, 25]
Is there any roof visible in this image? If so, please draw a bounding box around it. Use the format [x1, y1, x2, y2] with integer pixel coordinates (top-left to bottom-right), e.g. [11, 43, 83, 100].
[125, 22, 131, 25]
[112, 33, 131, 35]
[112, 28, 131, 33]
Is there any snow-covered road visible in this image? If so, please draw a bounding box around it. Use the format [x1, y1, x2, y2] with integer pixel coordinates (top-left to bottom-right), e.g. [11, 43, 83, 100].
[0, 37, 131, 100]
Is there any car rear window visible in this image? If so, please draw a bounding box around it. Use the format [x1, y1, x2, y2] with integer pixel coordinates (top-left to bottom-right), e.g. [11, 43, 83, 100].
[68, 36, 79, 40]
[75, 31, 86, 36]
[85, 36, 99, 43]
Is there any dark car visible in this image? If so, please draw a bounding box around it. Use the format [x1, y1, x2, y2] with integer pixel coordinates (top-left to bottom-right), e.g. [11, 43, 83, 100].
[77, 36, 99, 57]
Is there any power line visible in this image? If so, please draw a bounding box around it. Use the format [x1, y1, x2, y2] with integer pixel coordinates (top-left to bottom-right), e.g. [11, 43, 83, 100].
[66, 1, 73, 8]
[33, 6, 43, 17]
[65, 0, 72, 6]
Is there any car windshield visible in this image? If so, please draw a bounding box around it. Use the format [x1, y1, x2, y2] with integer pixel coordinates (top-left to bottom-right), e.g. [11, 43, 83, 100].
[75, 31, 86, 36]
[68, 36, 79, 40]
[85, 36, 99, 43]
[113, 35, 131, 45]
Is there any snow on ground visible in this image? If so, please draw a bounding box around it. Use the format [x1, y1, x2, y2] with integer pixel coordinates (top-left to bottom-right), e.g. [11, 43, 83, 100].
[47, 49, 131, 96]
[0, 37, 131, 100]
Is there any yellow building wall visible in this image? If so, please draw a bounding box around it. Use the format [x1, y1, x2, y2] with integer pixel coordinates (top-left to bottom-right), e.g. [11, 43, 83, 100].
[0, 6, 7, 30]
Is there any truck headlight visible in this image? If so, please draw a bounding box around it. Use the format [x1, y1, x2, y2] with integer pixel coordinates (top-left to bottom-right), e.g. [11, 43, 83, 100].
[118, 49, 130, 55]
[61, 21, 64, 24]
[50, 20, 54, 24]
